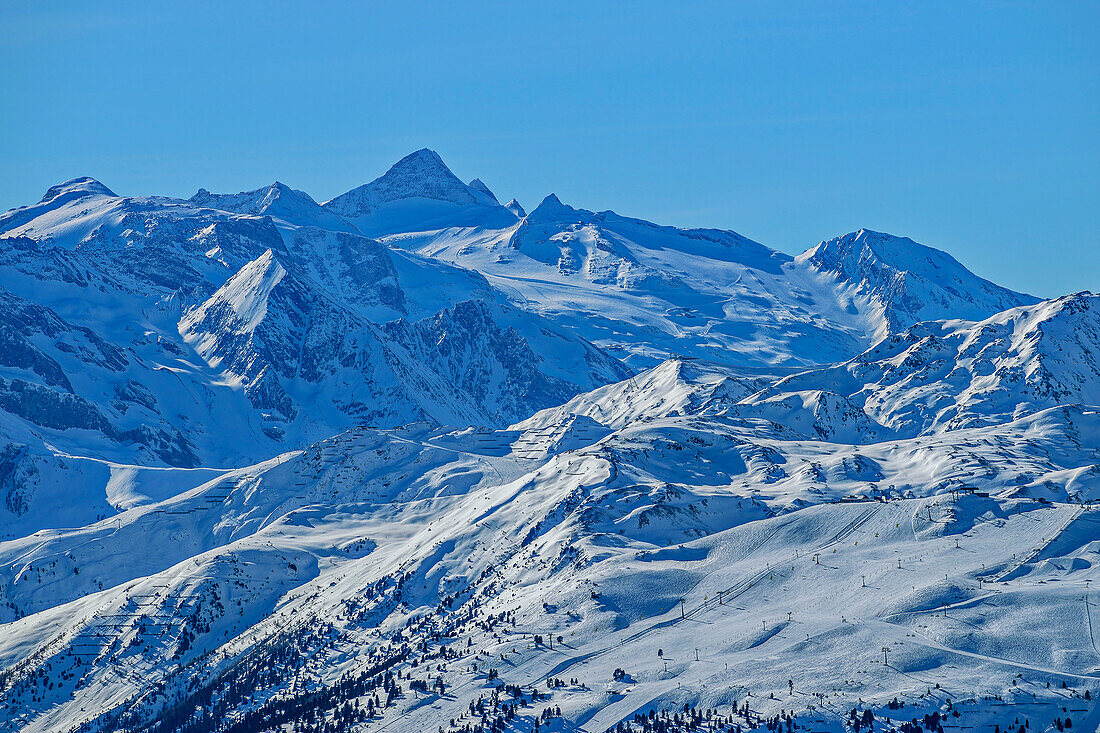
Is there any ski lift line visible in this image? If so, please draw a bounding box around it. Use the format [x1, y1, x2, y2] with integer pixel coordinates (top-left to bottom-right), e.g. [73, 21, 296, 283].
[665, 504, 883, 627]
[872, 618, 1100, 683]
[1086, 590, 1099, 655]
[993, 505, 1083, 582]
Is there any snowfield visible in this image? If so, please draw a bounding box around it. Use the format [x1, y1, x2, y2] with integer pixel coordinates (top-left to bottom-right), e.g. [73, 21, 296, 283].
[0, 151, 1096, 733]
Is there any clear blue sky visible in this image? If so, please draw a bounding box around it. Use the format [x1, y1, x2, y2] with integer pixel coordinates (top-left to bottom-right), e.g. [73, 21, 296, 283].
[2, 1, 1096, 298]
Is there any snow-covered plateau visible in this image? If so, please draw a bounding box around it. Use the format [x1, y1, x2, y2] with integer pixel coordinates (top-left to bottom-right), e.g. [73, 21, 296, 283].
[0, 151, 1096, 733]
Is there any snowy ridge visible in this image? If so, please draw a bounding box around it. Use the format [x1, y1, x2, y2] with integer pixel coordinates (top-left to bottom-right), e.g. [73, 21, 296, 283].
[0, 169, 632, 499]
[177, 248, 628, 431]
[185, 248, 287, 337]
[745, 291, 1100, 439]
[0, 151, 1098, 733]
[190, 182, 360, 233]
[392, 190, 1030, 370]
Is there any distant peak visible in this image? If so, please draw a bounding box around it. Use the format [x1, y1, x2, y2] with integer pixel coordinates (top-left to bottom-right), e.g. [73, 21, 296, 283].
[41, 177, 117, 203]
[405, 147, 446, 164]
[186, 181, 360, 232]
[1045, 290, 1098, 316]
[326, 149, 485, 213]
[261, 181, 305, 202]
[380, 149, 463, 189]
[807, 229, 951, 270]
[527, 193, 586, 223]
[189, 181, 316, 209]
[467, 178, 499, 204]
[801, 228, 1037, 331]
[504, 198, 526, 218]
[850, 228, 910, 248]
[383, 148, 457, 182]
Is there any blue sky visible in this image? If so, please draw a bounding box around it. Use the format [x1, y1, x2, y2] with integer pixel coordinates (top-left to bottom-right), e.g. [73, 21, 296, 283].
[1, 1, 1096, 298]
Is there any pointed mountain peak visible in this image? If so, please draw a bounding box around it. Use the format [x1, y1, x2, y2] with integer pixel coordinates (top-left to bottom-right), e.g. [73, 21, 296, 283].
[41, 177, 117, 203]
[260, 181, 309, 203]
[804, 228, 977, 278]
[183, 249, 288, 337]
[507, 194, 593, 249]
[504, 198, 526, 218]
[219, 248, 287, 310]
[326, 148, 485, 213]
[836, 228, 926, 260]
[467, 178, 499, 205]
[251, 247, 283, 269]
[254, 181, 326, 212]
[323, 149, 519, 232]
[379, 148, 466, 191]
[527, 193, 588, 223]
[801, 228, 1038, 332]
[402, 147, 448, 166]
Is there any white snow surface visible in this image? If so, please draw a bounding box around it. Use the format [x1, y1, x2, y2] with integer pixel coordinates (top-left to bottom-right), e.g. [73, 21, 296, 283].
[383, 193, 1035, 370]
[0, 152, 1096, 733]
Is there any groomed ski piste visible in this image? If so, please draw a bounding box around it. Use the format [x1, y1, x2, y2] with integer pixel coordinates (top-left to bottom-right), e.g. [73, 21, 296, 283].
[1, 151, 1098, 733]
[2, 411, 1098, 733]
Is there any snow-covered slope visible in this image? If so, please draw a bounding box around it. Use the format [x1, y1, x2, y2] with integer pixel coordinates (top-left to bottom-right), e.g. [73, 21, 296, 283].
[3, 341, 1099, 731]
[504, 197, 526, 218]
[0, 153, 1095, 733]
[180, 250, 628, 433]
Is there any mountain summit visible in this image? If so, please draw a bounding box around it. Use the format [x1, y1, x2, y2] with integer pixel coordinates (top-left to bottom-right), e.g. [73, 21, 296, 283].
[41, 176, 117, 202]
[800, 228, 1038, 337]
[466, 177, 499, 205]
[504, 197, 525, 218]
[322, 149, 516, 235]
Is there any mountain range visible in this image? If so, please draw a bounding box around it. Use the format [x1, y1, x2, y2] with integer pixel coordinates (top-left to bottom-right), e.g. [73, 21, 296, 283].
[0, 150, 1096, 733]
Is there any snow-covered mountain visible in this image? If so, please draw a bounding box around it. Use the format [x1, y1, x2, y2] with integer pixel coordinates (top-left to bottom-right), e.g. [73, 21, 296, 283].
[0, 173, 626, 442]
[743, 291, 1100, 440]
[323, 149, 519, 236]
[190, 181, 360, 234]
[800, 228, 1041, 339]
[1, 151, 1097, 733]
[377, 171, 1034, 369]
[503, 197, 526, 219]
